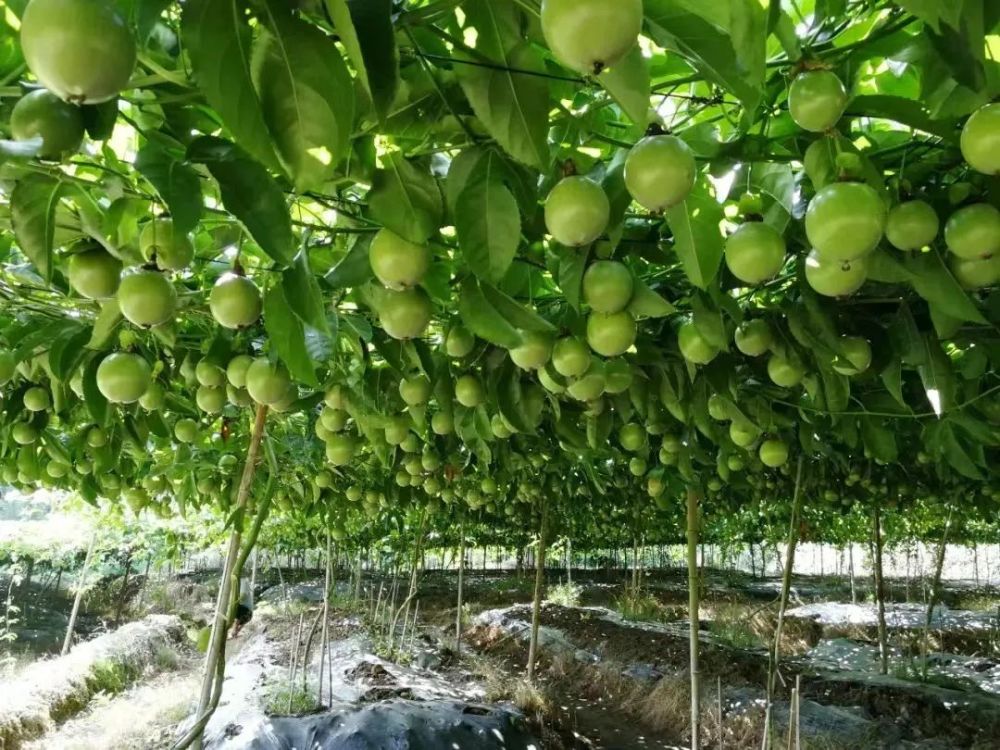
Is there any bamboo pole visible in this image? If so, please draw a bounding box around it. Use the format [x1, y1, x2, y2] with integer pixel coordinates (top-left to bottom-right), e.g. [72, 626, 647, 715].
[527, 501, 549, 682]
[318, 531, 332, 703]
[871, 502, 889, 676]
[62, 531, 98, 655]
[687, 487, 701, 750]
[921, 507, 953, 680]
[761, 456, 804, 750]
[456, 519, 465, 655]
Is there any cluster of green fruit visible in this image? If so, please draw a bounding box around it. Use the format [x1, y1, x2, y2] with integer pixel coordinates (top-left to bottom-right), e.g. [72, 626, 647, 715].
[368, 229, 434, 340]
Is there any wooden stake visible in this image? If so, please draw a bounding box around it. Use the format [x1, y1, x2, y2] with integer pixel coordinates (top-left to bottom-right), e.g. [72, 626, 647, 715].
[687, 486, 701, 750]
[527, 501, 549, 682]
[62, 531, 97, 655]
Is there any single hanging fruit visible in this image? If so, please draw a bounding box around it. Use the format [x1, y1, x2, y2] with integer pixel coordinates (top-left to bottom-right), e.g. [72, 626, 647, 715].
[96, 352, 151, 403]
[378, 288, 432, 340]
[804, 250, 868, 297]
[885, 200, 938, 251]
[544, 176, 610, 247]
[209, 273, 262, 329]
[582, 260, 634, 313]
[805, 182, 886, 262]
[960, 102, 1000, 175]
[369, 228, 431, 290]
[724, 222, 786, 284]
[540, 0, 642, 74]
[624, 135, 696, 212]
[67, 246, 122, 299]
[10, 89, 84, 159]
[788, 70, 848, 132]
[117, 269, 177, 328]
[944, 203, 1000, 260]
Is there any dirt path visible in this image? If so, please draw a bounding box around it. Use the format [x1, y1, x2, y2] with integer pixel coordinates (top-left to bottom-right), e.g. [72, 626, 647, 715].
[23, 657, 199, 750]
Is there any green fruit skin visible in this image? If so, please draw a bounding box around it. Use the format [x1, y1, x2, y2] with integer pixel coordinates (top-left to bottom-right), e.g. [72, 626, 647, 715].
[586, 311, 636, 357]
[369, 228, 431, 290]
[566, 366, 605, 401]
[583, 260, 634, 313]
[724, 222, 786, 284]
[552, 337, 591, 378]
[196, 360, 225, 387]
[431, 411, 454, 435]
[175, 419, 198, 443]
[677, 322, 718, 365]
[23, 386, 50, 412]
[961, 103, 1000, 175]
[455, 375, 485, 407]
[21, 0, 136, 104]
[445, 326, 475, 358]
[510, 331, 553, 370]
[624, 135, 696, 212]
[210, 274, 262, 329]
[67, 247, 122, 299]
[602, 360, 632, 394]
[96, 352, 151, 403]
[399, 376, 431, 405]
[804, 250, 868, 297]
[759, 438, 789, 468]
[729, 421, 757, 448]
[10, 89, 84, 158]
[196, 385, 225, 413]
[734, 320, 772, 357]
[326, 435, 356, 466]
[226, 354, 253, 388]
[767, 356, 804, 388]
[139, 382, 164, 410]
[544, 176, 610, 247]
[833, 336, 871, 375]
[805, 182, 886, 262]
[788, 70, 847, 132]
[379, 288, 432, 340]
[118, 270, 177, 327]
[885, 200, 939, 251]
[951, 254, 1000, 289]
[139, 219, 194, 270]
[540, 0, 642, 74]
[245, 358, 291, 405]
[944, 203, 1000, 260]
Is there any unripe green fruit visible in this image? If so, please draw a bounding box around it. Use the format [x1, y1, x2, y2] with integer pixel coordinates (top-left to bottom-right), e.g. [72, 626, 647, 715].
[209, 274, 261, 329]
[86, 426, 107, 448]
[804, 250, 868, 297]
[833, 336, 872, 376]
[196, 360, 226, 388]
[885, 200, 938, 251]
[174, 418, 198, 443]
[729, 421, 757, 448]
[491, 414, 513, 439]
[399, 375, 431, 406]
[324, 386, 346, 410]
[603, 359, 632, 394]
[431, 411, 454, 435]
[544, 176, 610, 247]
[21, 0, 136, 104]
[385, 417, 410, 445]
[619, 422, 645, 452]
[139, 219, 194, 271]
[11, 89, 84, 158]
[624, 135, 696, 212]
[226, 355, 253, 388]
[960, 102, 1000, 175]
[67, 247, 122, 300]
[583, 260, 634, 313]
[118, 270, 176, 328]
[445, 326, 475, 358]
[96, 352, 151, 403]
[540, 0, 642, 74]
[944, 203, 1000, 260]
[566, 361, 605, 401]
[628, 457, 647, 476]
[326, 434, 356, 466]
[245, 358, 292, 405]
[677, 322, 718, 365]
[788, 70, 847, 132]
[586, 311, 636, 357]
[320, 407, 348, 432]
[139, 382, 165, 411]
[23, 386, 50, 412]
[12, 423, 39, 445]
[510, 331, 553, 370]
[552, 337, 591, 378]
[196, 385, 225, 413]
[759, 438, 789, 468]
[455, 374, 485, 408]
[369, 228, 431, 290]
[950, 254, 1000, 289]
[734, 320, 772, 357]
[724, 222, 786, 284]
[379, 288, 432, 340]
[767, 355, 804, 388]
[806, 182, 886, 263]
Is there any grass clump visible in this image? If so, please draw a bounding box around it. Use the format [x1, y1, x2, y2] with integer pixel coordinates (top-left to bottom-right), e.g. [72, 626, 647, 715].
[265, 684, 320, 715]
[613, 585, 667, 622]
[545, 581, 582, 607]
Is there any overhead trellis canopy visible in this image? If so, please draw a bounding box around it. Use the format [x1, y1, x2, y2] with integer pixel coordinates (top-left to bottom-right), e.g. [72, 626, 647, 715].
[0, 0, 997, 553]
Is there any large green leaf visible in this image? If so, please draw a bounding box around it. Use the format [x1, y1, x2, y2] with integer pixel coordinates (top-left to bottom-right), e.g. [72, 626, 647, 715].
[263, 282, 318, 386]
[458, 278, 522, 348]
[187, 136, 295, 266]
[664, 179, 725, 289]
[455, 152, 521, 283]
[323, 0, 398, 118]
[182, 0, 279, 171]
[10, 174, 63, 282]
[368, 153, 443, 243]
[917, 333, 954, 416]
[906, 250, 987, 325]
[480, 282, 556, 333]
[628, 279, 676, 319]
[134, 142, 203, 233]
[597, 45, 650, 125]
[326, 234, 374, 290]
[846, 95, 958, 141]
[253, 0, 355, 190]
[282, 249, 331, 335]
[457, 0, 549, 169]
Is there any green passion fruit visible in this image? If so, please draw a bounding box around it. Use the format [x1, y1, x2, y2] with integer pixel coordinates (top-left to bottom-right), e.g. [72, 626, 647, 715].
[195, 360, 225, 387]
[510, 331, 553, 370]
[603, 359, 632, 394]
[21, 0, 136, 104]
[805, 182, 886, 262]
[226, 354, 253, 388]
[10, 89, 84, 159]
[582, 260, 634, 313]
[326, 434, 356, 466]
[832, 336, 872, 376]
[950, 254, 1000, 289]
[23, 386, 50, 412]
[369, 228, 431, 290]
[139, 382, 164, 411]
[226, 386, 251, 407]
[445, 326, 475, 358]
[174, 418, 198, 443]
[729, 420, 757, 448]
[139, 220, 194, 271]
[586, 311, 636, 357]
[540, 0, 642, 74]
[379, 288, 432, 340]
[767, 355, 804, 388]
[677, 322, 718, 365]
[734, 319, 772, 357]
[544, 176, 610, 247]
[619, 422, 645, 451]
[566, 360, 605, 401]
[759, 438, 789, 468]
[245, 358, 291, 405]
[624, 135, 696, 212]
[196, 386, 225, 414]
[724, 222, 786, 284]
[431, 411, 454, 435]
[399, 374, 431, 405]
[118, 269, 177, 328]
[67, 246, 122, 299]
[788, 70, 848, 132]
[455, 374, 486, 408]
[804, 250, 868, 297]
[96, 352, 151, 403]
[885, 200, 939, 251]
[961, 102, 1000, 175]
[944, 203, 1000, 260]
[209, 273, 262, 329]
[552, 337, 591, 378]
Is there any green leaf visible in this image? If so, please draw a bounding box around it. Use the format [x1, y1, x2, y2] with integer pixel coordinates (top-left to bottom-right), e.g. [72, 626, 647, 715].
[458, 278, 522, 349]
[846, 95, 959, 142]
[187, 136, 294, 266]
[80, 100, 118, 141]
[597, 45, 650, 125]
[10, 174, 63, 282]
[326, 234, 374, 290]
[628, 279, 676, 319]
[368, 153, 443, 243]
[82, 355, 108, 426]
[252, 0, 355, 190]
[479, 282, 556, 333]
[263, 283, 318, 386]
[917, 333, 954, 416]
[892, 0, 963, 33]
[87, 298, 123, 350]
[282, 250, 330, 335]
[455, 152, 521, 283]
[905, 250, 986, 324]
[880, 359, 906, 408]
[861, 416, 898, 462]
[664, 179, 725, 290]
[456, 1, 549, 169]
[135, 142, 203, 233]
[323, 0, 398, 118]
[182, 0, 280, 171]
[552, 245, 588, 311]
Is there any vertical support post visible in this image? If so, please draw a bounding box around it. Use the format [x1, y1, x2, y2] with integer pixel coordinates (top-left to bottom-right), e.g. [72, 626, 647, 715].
[687, 487, 701, 750]
[456, 519, 465, 655]
[527, 501, 549, 682]
[62, 531, 98, 655]
[871, 501, 889, 675]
